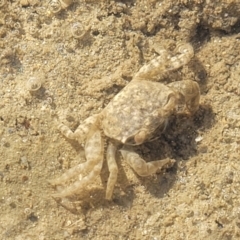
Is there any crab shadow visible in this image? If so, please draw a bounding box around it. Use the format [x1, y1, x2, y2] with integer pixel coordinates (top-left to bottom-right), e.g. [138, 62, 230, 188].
[130, 103, 216, 198]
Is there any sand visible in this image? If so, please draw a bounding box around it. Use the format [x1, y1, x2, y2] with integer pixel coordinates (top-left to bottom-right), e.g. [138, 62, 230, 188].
[1, 0, 240, 239]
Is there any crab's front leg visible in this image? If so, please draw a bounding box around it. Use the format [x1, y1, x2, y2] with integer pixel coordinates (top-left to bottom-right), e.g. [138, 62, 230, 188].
[120, 147, 175, 177]
[134, 43, 194, 81]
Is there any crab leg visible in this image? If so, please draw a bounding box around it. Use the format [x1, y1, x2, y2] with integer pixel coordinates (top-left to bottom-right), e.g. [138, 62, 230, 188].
[120, 147, 175, 177]
[57, 114, 99, 143]
[49, 161, 95, 185]
[49, 114, 99, 185]
[106, 142, 118, 200]
[134, 43, 193, 81]
[168, 80, 200, 114]
[51, 126, 104, 198]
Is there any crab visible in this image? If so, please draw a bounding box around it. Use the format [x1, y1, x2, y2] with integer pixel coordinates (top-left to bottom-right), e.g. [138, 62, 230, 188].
[50, 43, 200, 200]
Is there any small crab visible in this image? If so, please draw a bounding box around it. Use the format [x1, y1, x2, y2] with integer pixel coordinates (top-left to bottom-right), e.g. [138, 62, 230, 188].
[50, 43, 200, 200]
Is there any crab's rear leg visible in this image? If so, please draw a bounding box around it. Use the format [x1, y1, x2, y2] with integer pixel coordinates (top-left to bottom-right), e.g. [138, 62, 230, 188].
[51, 126, 104, 198]
[106, 142, 118, 200]
[49, 114, 99, 185]
[120, 147, 175, 177]
[57, 114, 99, 143]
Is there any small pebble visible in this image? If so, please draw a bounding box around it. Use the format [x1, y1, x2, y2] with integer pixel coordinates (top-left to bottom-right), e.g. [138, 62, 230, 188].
[195, 135, 203, 143]
[26, 77, 42, 92]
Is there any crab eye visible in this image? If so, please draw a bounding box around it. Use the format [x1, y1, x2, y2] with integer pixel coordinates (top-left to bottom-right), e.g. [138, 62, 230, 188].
[134, 130, 146, 144]
[124, 130, 147, 145]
